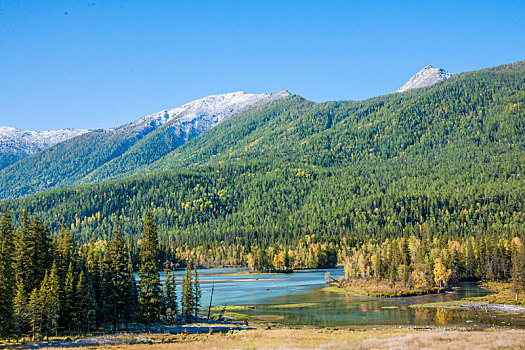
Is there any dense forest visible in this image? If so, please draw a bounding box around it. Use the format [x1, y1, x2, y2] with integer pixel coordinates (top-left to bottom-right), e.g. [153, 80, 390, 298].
[1, 61, 524, 266]
[341, 233, 525, 298]
[0, 208, 203, 341]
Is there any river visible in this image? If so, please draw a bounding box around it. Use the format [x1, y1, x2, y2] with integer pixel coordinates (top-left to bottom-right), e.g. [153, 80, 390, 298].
[152, 267, 525, 328]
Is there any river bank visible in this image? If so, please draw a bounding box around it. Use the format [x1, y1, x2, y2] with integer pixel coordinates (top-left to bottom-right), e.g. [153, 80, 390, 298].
[327, 278, 442, 298]
[409, 281, 525, 314]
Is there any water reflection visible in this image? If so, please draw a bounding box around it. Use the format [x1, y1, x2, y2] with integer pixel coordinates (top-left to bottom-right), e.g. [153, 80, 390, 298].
[246, 281, 525, 328]
[148, 267, 525, 328]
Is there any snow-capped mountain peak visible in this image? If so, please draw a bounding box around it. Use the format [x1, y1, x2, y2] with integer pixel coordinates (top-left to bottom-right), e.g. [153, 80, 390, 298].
[123, 89, 291, 133]
[0, 126, 87, 155]
[0, 89, 290, 171]
[396, 65, 453, 93]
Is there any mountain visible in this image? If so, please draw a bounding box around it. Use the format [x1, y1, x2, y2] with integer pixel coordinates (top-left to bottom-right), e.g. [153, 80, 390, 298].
[3, 60, 524, 250]
[396, 65, 453, 93]
[0, 127, 87, 170]
[0, 90, 290, 199]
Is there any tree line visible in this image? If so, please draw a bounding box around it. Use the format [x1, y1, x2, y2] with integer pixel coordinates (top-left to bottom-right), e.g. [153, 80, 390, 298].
[0, 208, 201, 341]
[342, 233, 525, 298]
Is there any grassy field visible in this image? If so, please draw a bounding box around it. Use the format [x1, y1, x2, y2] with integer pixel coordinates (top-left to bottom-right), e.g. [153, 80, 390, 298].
[328, 279, 439, 297]
[463, 282, 525, 305]
[210, 311, 249, 321]
[36, 328, 525, 350]
[208, 305, 255, 311]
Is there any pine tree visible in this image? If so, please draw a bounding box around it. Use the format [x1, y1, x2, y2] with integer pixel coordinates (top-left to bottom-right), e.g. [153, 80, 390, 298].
[28, 287, 41, 341]
[56, 226, 76, 329]
[14, 210, 31, 293]
[400, 237, 411, 287]
[56, 225, 75, 283]
[511, 237, 525, 301]
[464, 238, 476, 278]
[0, 206, 15, 339]
[193, 262, 201, 321]
[103, 220, 134, 332]
[181, 262, 194, 322]
[138, 212, 161, 332]
[62, 263, 76, 333]
[164, 267, 177, 324]
[74, 270, 95, 335]
[86, 237, 103, 328]
[13, 282, 28, 342]
[40, 264, 60, 340]
[125, 270, 138, 330]
[15, 212, 53, 295]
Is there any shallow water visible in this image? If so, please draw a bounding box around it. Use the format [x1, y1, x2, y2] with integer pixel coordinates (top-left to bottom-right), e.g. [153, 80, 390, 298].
[153, 267, 525, 328]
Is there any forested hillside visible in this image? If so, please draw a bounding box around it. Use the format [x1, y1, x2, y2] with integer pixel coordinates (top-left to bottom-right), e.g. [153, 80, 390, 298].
[1, 61, 524, 267]
[0, 91, 289, 199]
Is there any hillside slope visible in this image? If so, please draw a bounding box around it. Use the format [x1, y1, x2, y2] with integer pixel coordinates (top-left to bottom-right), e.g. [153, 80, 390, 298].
[3, 60, 524, 249]
[0, 90, 289, 199]
[0, 127, 87, 170]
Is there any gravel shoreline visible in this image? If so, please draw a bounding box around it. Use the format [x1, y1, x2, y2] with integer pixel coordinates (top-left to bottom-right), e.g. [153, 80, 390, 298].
[456, 302, 525, 313]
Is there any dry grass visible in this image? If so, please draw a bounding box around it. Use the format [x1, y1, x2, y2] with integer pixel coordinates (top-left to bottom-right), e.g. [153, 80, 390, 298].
[337, 279, 437, 297]
[463, 281, 525, 305]
[42, 328, 525, 350]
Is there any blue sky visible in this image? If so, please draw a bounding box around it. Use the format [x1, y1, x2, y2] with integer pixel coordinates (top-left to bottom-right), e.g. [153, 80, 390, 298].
[1, 0, 524, 130]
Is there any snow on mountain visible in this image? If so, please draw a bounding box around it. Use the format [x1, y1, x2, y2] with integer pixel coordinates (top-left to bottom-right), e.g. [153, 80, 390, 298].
[396, 65, 453, 93]
[0, 126, 87, 155]
[0, 90, 290, 172]
[116, 89, 291, 137]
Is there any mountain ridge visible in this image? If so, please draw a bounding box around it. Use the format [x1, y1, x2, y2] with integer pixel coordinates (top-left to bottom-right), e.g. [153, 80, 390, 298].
[2, 59, 524, 248]
[0, 127, 87, 170]
[0, 89, 291, 198]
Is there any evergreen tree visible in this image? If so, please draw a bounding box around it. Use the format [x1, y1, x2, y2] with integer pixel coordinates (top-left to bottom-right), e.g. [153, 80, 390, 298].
[193, 262, 201, 321]
[0, 206, 15, 339]
[15, 212, 53, 295]
[164, 267, 177, 324]
[13, 282, 28, 342]
[511, 238, 525, 301]
[56, 226, 76, 329]
[62, 263, 76, 333]
[103, 220, 134, 332]
[14, 210, 31, 293]
[86, 237, 103, 328]
[40, 264, 60, 340]
[56, 226, 75, 284]
[28, 287, 41, 341]
[74, 270, 95, 335]
[400, 237, 411, 287]
[138, 212, 161, 331]
[181, 262, 194, 322]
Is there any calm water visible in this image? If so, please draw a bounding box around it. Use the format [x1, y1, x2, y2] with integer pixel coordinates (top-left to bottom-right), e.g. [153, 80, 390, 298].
[151, 267, 525, 328]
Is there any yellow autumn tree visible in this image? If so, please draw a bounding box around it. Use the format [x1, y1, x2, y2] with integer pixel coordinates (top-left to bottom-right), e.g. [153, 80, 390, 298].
[412, 270, 430, 292]
[433, 257, 452, 289]
[357, 253, 368, 278]
[273, 251, 285, 270]
[344, 260, 355, 279]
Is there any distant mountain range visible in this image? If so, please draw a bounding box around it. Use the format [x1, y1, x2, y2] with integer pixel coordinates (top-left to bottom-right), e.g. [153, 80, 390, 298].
[0, 127, 87, 170]
[0, 65, 451, 172]
[2, 59, 523, 248]
[0, 89, 290, 198]
[0, 63, 492, 199]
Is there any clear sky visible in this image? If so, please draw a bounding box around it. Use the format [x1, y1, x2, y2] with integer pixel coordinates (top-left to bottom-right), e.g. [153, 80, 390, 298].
[1, 0, 524, 130]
